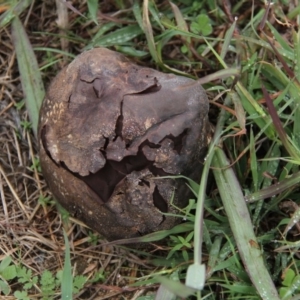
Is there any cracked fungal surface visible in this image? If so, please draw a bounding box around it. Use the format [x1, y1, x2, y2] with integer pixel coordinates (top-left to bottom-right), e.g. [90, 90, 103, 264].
[38, 48, 210, 241]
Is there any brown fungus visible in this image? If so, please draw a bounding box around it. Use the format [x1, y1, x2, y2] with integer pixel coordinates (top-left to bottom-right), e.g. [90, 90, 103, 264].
[38, 48, 210, 241]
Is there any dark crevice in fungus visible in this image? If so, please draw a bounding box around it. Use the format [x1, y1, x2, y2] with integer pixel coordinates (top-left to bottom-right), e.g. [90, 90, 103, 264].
[153, 186, 168, 213]
[92, 78, 103, 98]
[102, 137, 109, 150]
[114, 100, 124, 141]
[42, 138, 171, 213]
[41, 122, 180, 214]
[67, 95, 71, 108]
[139, 179, 150, 187]
[134, 80, 161, 95]
[74, 140, 170, 208]
[115, 114, 124, 140]
[160, 129, 189, 154]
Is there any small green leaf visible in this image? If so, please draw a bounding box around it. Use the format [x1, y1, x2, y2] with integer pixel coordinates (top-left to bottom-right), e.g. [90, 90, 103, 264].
[14, 290, 30, 300]
[17, 266, 32, 287]
[23, 282, 33, 290]
[182, 250, 189, 262]
[73, 275, 87, 294]
[190, 14, 212, 36]
[38, 195, 54, 206]
[279, 287, 289, 299]
[181, 44, 188, 53]
[178, 236, 186, 245]
[0, 257, 12, 273]
[0, 279, 10, 295]
[40, 270, 56, 297]
[281, 274, 300, 299]
[87, 0, 98, 25]
[15, 99, 25, 110]
[293, 275, 300, 289]
[2, 265, 17, 281]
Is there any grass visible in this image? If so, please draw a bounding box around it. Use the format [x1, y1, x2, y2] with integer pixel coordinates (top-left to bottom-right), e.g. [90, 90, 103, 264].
[1, 0, 300, 299]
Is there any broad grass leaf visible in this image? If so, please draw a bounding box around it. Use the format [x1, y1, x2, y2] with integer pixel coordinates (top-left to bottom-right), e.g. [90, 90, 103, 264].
[104, 223, 194, 245]
[212, 147, 280, 299]
[11, 16, 45, 137]
[61, 230, 73, 300]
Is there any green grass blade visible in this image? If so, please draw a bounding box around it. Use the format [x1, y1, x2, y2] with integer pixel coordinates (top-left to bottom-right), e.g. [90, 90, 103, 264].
[11, 16, 45, 137]
[33, 47, 76, 58]
[186, 94, 234, 291]
[85, 22, 116, 49]
[292, 28, 300, 149]
[61, 230, 73, 300]
[262, 85, 300, 160]
[266, 21, 292, 52]
[245, 170, 300, 203]
[230, 90, 246, 132]
[250, 128, 258, 191]
[87, 0, 98, 25]
[0, 0, 33, 28]
[261, 62, 292, 90]
[132, 0, 144, 30]
[91, 24, 143, 48]
[142, 0, 159, 63]
[148, 1, 164, 31]
[212, 147, 280, 299]
[104, 223, 194, 245]
[221, 18, 237, 59]
[288, 5, 300, 19]
[236, 82, 276, 140]
[197, 68, 240, 85]
[240, 35, 294, 61]
[206, 236, 222, 278]
[169, 2, 189, 33]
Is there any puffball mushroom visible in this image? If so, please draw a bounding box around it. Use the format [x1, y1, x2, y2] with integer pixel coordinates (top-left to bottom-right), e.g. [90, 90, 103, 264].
[38, 48, 210, 241]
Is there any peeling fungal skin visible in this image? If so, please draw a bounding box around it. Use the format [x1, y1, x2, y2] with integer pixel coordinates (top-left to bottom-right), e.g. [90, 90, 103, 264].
[38, 48, 210, 241]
